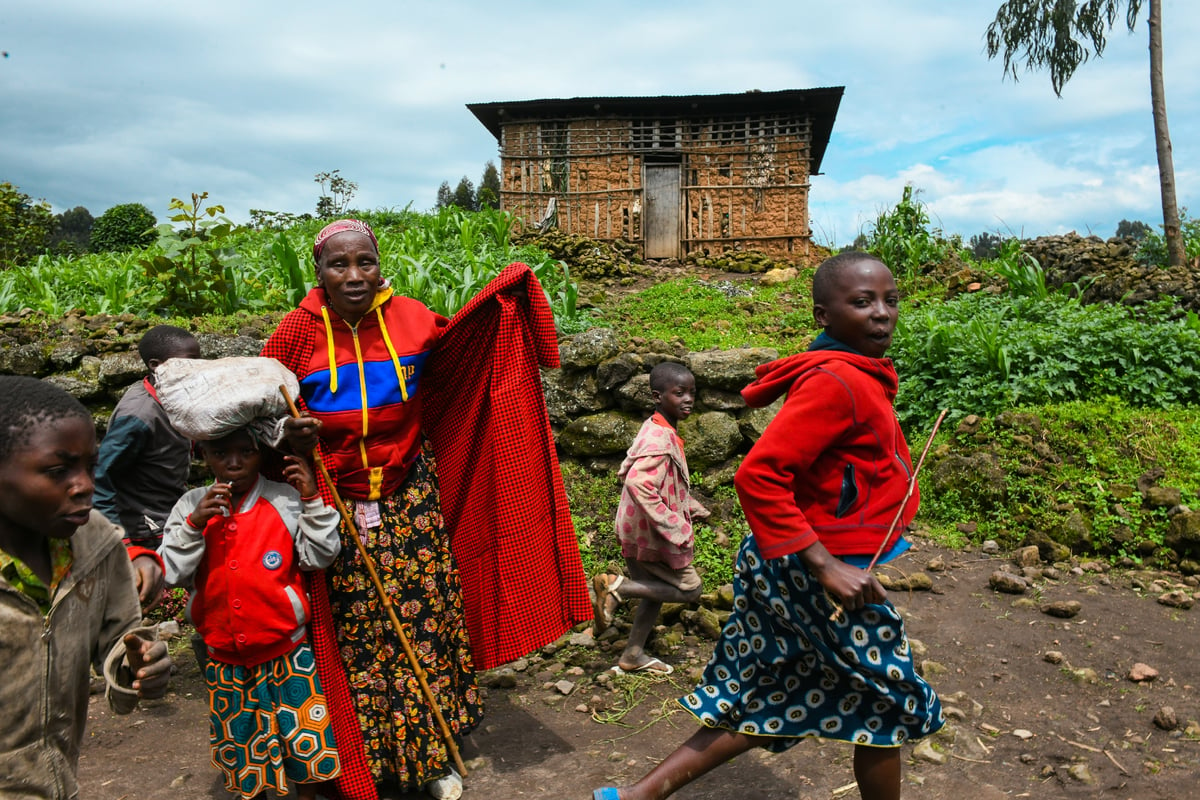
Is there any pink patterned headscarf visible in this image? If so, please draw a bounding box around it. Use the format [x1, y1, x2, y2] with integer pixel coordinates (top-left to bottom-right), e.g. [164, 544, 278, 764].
[312, 219, 379, 263]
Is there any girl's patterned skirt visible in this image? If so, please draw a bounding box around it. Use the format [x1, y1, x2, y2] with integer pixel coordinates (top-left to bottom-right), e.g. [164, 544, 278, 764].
[328, 448, 482, 789]
[207, 641, 340, 799]
[680, 535, 943, 751]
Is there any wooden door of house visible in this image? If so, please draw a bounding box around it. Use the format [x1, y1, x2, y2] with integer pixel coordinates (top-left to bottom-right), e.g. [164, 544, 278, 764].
[644, 164, 680, 259]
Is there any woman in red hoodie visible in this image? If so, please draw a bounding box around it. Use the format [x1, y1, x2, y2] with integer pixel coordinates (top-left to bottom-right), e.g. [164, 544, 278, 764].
[262, 219, 591, 800]
[593, 253, 943, 800]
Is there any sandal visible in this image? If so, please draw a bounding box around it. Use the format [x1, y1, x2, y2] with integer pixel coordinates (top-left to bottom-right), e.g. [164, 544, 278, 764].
[591, 574, 624, 634]
[611, 657, 673, 676]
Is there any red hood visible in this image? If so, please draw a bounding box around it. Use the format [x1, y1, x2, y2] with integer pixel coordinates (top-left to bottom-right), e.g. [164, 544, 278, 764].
[741, 350, 899, 408]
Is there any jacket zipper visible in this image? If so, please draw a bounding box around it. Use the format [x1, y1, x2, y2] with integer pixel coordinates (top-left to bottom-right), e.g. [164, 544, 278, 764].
[346, 320, 372, 472]
[40, 580, 76, 743]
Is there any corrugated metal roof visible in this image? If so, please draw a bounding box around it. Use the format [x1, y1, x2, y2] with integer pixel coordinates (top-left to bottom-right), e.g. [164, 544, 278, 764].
[466, 87, 845, 174]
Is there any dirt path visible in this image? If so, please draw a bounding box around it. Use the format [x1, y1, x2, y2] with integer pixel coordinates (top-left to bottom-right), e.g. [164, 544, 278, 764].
[79, 539, 1200, 799]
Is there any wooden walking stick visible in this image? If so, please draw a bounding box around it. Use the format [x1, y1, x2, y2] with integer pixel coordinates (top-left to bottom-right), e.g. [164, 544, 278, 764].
[829, 408, 949, 622]
[279, 385, 467, 777]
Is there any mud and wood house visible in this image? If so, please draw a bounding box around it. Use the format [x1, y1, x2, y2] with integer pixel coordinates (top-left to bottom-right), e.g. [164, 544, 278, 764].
[467, 88, 843, 261]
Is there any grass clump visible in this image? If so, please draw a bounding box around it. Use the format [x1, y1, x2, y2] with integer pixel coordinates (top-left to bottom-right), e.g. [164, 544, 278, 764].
[562, 461, 622, 579]
[917, 399, 1200, 565]
[611, 276, 815, 353]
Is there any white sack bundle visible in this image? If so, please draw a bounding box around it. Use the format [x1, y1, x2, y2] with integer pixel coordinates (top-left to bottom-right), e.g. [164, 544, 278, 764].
[156, 356, 300, 441]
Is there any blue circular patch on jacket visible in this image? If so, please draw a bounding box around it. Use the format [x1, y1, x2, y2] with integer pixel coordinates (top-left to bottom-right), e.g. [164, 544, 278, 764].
[262, 550, 283, 570]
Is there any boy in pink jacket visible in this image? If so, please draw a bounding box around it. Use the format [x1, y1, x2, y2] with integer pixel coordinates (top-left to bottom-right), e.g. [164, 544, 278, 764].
[592, 362, 709, 675]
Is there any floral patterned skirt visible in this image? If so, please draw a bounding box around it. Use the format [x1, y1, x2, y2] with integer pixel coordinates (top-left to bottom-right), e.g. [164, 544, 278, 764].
[327, 449, 482, 789]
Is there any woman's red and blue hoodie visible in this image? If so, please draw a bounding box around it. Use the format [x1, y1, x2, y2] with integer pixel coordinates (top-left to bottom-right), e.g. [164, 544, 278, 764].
[733, 343, 918, 561]
[262, 284, 447, 501]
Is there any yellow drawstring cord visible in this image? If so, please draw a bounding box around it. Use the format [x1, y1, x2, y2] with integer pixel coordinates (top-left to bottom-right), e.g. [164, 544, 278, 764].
[321, 306, 338, 394]
[376, 308, 410, 402]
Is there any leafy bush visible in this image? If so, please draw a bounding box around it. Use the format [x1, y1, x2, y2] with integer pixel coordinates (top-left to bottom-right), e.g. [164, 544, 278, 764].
[892, 292, 1200, 428]
[919, 400, 1200, 565]
[985, 238, 1048, 299]
[865, 185, 964, 281]
[140, 193, 242, 315]
[1137, 208, 1200, 266]
[0, 182, 55, 268]
[90, 202, 156, 252]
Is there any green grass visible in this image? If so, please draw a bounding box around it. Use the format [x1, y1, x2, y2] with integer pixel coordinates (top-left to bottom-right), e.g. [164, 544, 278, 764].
[918, 398, 1200, 563]
[562, 461, 622, 579]
[610, 275, 817, 354]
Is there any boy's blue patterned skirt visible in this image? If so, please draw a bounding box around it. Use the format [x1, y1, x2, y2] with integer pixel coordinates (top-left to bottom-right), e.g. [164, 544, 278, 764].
[679, 535, 943, 751]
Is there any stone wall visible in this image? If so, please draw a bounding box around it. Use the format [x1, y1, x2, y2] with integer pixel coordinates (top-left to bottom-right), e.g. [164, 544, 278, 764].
[1024, 233, 1200, 312]
[0, 312, 265, 431]
[0, 314, 779, 485]
[545, 328, 781, 481]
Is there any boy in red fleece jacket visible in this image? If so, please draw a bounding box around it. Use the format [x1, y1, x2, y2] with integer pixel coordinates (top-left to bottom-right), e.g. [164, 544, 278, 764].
[592, 252, 943, 800]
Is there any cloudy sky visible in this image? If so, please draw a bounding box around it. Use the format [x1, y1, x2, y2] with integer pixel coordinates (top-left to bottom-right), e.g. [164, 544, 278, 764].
[2, 0, 1196, 245]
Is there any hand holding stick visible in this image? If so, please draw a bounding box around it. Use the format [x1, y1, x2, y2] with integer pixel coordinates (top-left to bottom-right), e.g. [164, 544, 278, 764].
[829, 409, 949, 622]
[279, 385, 467, 777]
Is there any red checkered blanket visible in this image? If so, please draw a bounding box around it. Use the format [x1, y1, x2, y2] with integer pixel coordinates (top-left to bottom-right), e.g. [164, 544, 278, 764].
[422, 261, 592, 670]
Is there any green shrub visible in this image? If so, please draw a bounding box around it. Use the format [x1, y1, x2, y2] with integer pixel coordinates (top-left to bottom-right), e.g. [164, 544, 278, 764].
[140, 192, 242, 315]
[864, 185, 964, 282]
[1137, 208, 1200, 266]
[892, 293, 1200, 428]
[90, 202, 156, 252]
[562, 461, 621, 578]
[0, 182, 55, 268]
[985, 238, 1048, 299]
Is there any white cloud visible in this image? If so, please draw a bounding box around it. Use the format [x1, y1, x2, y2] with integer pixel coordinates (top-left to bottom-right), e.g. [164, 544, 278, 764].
[1, 0, 1195, 240]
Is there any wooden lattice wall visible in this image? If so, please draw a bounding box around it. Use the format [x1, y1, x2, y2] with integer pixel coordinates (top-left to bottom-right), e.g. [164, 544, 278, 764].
[497, 113, 814, 259]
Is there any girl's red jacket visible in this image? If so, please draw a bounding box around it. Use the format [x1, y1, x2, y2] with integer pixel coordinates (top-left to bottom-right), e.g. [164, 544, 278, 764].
[734, 349, 918, 560]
